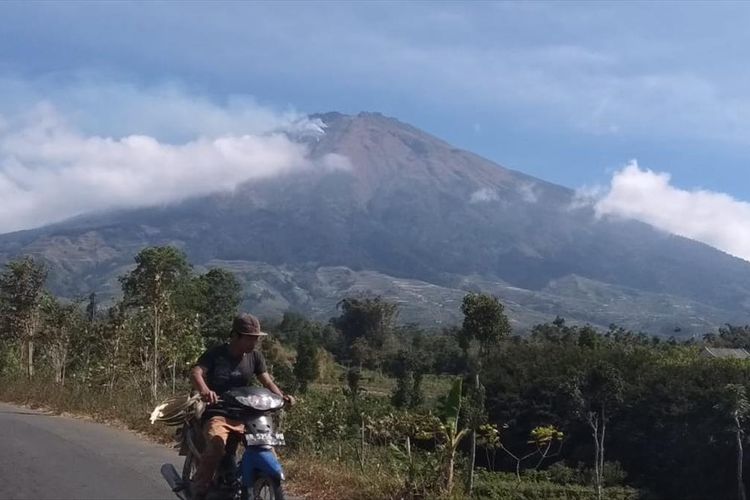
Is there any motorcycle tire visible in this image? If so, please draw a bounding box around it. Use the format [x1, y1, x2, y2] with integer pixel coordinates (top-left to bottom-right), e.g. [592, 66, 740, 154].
[181, 453, 198, 491]
[249, 474, 284, 500]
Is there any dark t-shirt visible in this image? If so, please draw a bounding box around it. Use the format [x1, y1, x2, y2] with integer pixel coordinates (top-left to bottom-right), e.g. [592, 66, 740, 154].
[195, 344, 267, 395]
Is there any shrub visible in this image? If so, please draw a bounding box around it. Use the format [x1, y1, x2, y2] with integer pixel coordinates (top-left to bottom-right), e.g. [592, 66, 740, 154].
[524, 461, 628, 488]
[601, 461, 628, 487]
[474, 470, 639, 500]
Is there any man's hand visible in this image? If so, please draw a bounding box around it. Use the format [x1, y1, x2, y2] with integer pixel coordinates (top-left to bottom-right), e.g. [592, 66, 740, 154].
[283, 394, 296, 407]
[199, 388, 219, 404]
[191, 365, 218, 404]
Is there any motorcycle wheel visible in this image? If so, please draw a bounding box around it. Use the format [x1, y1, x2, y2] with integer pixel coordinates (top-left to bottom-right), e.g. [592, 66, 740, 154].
[181, 453, 198, 491]
[249, 474, 284, 500]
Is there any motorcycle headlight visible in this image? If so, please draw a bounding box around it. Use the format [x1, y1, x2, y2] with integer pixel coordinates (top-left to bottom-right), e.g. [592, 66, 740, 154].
[234, 393, 284, 411]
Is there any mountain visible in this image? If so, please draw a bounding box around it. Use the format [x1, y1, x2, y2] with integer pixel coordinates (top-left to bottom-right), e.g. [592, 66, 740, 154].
[1, 111, 748, 335]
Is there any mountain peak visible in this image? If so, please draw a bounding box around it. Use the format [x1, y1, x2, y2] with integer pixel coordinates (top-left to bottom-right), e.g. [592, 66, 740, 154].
[306, 110, 545, 206]
[311, 110, 432, 137]
[309, 111, 346, 123]
[3, 111, 750, 335]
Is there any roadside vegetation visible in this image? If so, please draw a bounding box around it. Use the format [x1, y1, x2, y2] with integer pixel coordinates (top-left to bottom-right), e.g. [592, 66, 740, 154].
[1, 247, 750, 499]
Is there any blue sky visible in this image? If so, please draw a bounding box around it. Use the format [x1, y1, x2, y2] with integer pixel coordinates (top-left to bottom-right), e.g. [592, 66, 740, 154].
[1, 1, 750, 258]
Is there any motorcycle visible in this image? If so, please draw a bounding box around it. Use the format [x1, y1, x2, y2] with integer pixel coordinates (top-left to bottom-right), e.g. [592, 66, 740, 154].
[154, 387, 287, 500]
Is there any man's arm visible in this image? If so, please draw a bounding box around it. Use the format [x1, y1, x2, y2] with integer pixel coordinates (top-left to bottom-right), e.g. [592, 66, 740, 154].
[190, 365, 218, 404]
[257, 372, 295, 406]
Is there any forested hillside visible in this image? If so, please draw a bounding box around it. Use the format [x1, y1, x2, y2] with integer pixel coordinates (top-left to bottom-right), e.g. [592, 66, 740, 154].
[2, 247, 750, 499]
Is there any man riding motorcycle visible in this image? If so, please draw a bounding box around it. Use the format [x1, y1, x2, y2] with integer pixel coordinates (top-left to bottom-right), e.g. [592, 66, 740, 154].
[189, 313, 295, 500]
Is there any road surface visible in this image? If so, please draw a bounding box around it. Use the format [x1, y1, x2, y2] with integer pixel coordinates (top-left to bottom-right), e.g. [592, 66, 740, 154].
[0, 401, 186, 499]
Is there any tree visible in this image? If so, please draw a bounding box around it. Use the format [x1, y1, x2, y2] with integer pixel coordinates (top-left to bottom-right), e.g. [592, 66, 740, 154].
[194, 268, 242, 346]
[530, 316, 576, 344]
[571, 363, 624, 500]
[278, 312, 345, 359]
[86, 292, 98, 323]
[479, 423, 564, 481]
[458, 293, 510, 493]
[389, 349, 425, 409]
[344, 366, 364, 415]
[707, 324, 750, 349]
[577, 325, 600, 349]
[98, 303, 131, 394]
[331, 296, 398, 366]
[293, 333, 319, 393]
[160, 301, 204, 394]
[0, 257, 48, 378]
[464, 374, 486, 494]
[120, 246, 191, 401]
[278, 312, 309, 345]
[391, 350, 416, 408]
[459, 293, 511, 357]
[40, 294, 85, 386]
[717, 383, 749, 500]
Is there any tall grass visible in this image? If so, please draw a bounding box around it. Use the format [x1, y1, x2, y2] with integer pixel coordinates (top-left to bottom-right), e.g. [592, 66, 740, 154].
[0, 375, 632, 500]
[0, 376, 419, 499]
[0, 374, 176, 441]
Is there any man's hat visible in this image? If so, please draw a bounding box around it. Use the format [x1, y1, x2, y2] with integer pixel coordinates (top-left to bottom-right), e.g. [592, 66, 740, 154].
[232, 313, 268, 336]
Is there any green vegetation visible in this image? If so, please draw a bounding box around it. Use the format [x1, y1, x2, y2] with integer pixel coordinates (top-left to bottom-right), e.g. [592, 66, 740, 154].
[3, 246, 750, 499]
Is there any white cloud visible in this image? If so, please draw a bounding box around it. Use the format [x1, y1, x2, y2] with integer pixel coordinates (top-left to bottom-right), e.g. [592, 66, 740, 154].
[318, 153, 353, 171]
[0, 76, 309, 141]
[518, 182, 538, 203]
[595, 160, 750, 261]
[570, 184, 608, 211]
[470, 187, 499, 203]
[0, 100, 334, 234]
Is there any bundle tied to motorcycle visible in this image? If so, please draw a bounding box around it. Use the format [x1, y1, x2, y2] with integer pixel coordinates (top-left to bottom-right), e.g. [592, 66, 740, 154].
[150, 313, 296, 500]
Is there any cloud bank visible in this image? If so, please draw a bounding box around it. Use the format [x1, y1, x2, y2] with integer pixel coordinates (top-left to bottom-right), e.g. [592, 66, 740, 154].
[7, 4, 750, 148]
[0, 77, 311, 141]
[470, 187, 499, 204]
[518, 182, 538, 203]
[594, 161, 750, 262]
[0, 81, 331, 234]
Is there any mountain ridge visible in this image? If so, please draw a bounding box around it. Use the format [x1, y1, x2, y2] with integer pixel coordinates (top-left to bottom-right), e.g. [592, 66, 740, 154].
[0, 111, 748, 335]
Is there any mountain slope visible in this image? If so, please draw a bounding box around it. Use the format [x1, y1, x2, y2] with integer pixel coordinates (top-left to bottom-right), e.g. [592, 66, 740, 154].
[0, 112, 748, 334]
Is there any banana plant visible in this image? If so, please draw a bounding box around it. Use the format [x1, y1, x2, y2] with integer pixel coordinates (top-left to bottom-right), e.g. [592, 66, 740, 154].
[438, 377, 470, 494]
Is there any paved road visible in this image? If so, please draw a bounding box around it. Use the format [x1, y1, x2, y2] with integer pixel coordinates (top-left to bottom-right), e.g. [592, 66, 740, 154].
[0, 401, 182, 499]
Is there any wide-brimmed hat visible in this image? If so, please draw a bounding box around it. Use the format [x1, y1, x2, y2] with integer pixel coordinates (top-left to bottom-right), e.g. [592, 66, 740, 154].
[232, 313, 268, 336]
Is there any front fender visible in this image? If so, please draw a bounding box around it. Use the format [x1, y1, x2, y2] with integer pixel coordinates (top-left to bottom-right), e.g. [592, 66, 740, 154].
[240, 448, 284, 487]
